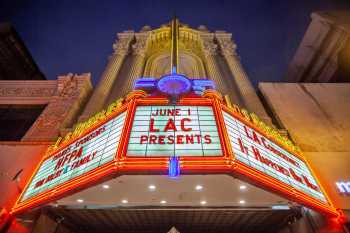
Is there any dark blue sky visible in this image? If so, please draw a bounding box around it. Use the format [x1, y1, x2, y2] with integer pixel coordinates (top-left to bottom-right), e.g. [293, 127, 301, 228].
[1, 0, 350, 86]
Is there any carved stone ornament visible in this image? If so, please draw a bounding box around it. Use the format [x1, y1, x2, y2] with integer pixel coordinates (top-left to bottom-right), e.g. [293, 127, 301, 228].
[34, 101, 69, 129]
[57, 74, 80, 98]
[132, 36, 148, 56]
[201, 39, 217, 57]
[113, 38, 131, 55]
[24, 74, 91, 140]
[216, 37, 237, 56]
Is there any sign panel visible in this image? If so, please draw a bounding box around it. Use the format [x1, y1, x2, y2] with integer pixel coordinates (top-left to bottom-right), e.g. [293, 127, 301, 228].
[223, 111, 327, 203]
[127, 105, 222, 157]
[336, 181, 350, 194]
[20, 112, 126, 202]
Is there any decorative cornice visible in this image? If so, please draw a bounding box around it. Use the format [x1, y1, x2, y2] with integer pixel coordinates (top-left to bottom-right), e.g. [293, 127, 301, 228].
[0, 87, 56, 97]
[0, 141, 52, 145]
[0, 80, 56, 98]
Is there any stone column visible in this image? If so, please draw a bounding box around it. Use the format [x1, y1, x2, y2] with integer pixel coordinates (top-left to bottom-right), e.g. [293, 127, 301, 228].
[119, 33, 148, 98]
[216, 34, 272, 124]
[79, 34, 134, 121]
[200, 35, 225, 94]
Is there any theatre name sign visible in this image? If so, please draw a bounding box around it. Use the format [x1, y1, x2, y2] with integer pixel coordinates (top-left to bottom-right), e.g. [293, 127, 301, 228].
[12, 89, 339, 217]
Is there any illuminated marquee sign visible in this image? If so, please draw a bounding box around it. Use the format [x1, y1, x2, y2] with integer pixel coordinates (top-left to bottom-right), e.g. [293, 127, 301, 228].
[20, 112, 126, 202]
[127, 105, 222, 157]
[223, 111, 327, 203]
[12, 91, 338, 217]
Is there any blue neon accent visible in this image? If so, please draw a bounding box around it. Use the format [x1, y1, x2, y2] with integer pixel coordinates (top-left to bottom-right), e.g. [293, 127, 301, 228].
[192, 86, 205, 91]
[168, 156, 180, 178]
[133, 77, 217, 94]
[172, 66, 177, 74]
[192, 79, 216, 89]
[133, 78, 157, 90]
[157, 74, 192, 95]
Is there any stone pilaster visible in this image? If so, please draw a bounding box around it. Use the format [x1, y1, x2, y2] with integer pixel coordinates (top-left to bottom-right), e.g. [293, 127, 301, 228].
[216, 33, 272, 124]
[119, 33, 149, 98]
[79, 33, 134, 120]
[22, 73, 93, 141]
[200, 34, 225, 93]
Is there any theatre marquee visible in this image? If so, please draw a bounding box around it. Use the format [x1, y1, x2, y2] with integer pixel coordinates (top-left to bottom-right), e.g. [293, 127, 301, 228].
[11, 90, 339, 218]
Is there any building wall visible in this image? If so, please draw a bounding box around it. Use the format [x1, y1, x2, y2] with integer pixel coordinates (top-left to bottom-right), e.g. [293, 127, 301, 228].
[259, 83, 350, 212]
[286, 12, 350, 83]
[0, 142, 48, 210]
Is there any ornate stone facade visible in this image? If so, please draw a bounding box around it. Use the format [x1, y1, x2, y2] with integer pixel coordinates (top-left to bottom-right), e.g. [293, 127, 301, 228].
[79, 33, 134, 121]
[216, 33, 271, 124]
[79, 23, 272, 126]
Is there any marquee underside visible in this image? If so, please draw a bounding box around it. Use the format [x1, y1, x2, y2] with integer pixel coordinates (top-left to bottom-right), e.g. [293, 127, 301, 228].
[44, 206, 298, 233]
[56, 174, 288, 207]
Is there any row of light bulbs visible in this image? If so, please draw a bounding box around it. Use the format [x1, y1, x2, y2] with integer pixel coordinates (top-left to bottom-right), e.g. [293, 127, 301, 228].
[76, 184, 248, 205]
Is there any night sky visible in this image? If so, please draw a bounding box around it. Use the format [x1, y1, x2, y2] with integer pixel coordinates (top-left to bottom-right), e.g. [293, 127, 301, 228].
[1, 0, 350, 87]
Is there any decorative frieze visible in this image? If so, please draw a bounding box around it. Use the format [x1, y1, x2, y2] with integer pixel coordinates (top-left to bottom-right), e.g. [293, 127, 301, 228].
[0, 87, 55, 97]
